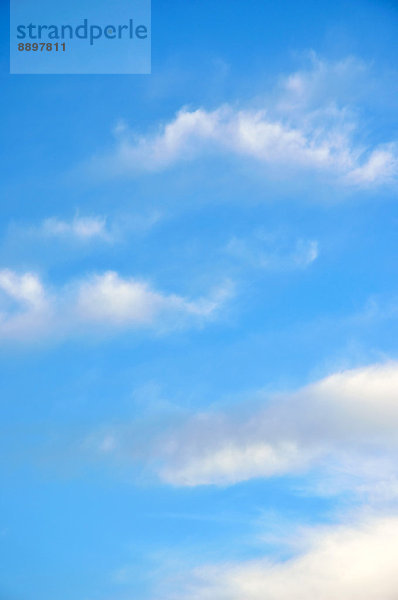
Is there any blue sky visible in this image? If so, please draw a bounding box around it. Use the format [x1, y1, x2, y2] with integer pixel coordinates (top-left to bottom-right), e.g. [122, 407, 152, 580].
[1, 0, 398, 598]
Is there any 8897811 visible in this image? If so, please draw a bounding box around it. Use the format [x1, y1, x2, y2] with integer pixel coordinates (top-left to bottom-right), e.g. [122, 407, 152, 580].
[18, 42, 66, 51]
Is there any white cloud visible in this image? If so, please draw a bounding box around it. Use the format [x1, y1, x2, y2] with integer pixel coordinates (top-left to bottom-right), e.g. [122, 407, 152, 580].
[76, 271, 229, 326]
[41, 215, 110, 241]
[138, 362, 398, 487]
[0, 270, 53, 339]
[345, 145, 398, 185]
[97, 106, 358, 178]
[0, 270, 47, 311]
[0, 269, 230, 342]
[168, 515, 398, 600]
[91, 58, 398, 187]
[159, 440, 307, 487]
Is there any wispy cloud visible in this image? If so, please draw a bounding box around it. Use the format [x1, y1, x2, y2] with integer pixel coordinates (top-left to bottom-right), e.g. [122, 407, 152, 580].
[41, 215, 111, 241]
[225, 233, 318, 270]
[4, 211, 163, 256]
[345, 145, 398, 185]
[89, 58, 398, 187]
[0, 269, 232, 342]
[151, 362, 398, 487]
[276, 55, 370, 112]
[75, 271, 230, 326]
[87, 362, 398, 491]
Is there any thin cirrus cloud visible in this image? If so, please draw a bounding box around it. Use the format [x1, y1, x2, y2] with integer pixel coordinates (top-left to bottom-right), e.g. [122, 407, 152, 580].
[89, 58, 398, 187]
[225, 235, 319, 270]
[6, 212, 163, 249]
[100, 361, 398, 489]
[0, 269, 231, 342]
[41, 215, 111, 241]
[165, 515, 398, 600]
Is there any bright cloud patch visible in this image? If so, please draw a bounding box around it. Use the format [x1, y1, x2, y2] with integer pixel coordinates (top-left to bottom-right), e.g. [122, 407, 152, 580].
[140, 362, 398, 487]
[0, 269, 229, 341]
[76, 271, 227, 325]
[169, 516, 398, 600]
[345, 145, 398, 185]
[0, 270, 53, 339]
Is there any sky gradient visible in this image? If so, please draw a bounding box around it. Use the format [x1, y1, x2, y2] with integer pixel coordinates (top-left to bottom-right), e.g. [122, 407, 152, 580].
[1, 1, 398, 599]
